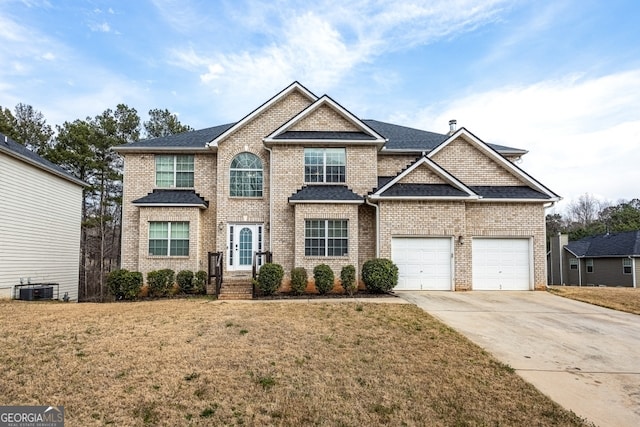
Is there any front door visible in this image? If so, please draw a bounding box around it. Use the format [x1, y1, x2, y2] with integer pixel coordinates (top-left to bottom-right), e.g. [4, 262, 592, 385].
[228, 224, 263, 271]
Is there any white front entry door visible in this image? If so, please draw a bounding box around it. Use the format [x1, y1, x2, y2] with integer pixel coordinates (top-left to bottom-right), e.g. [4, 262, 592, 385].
[228, 224, 263, 271]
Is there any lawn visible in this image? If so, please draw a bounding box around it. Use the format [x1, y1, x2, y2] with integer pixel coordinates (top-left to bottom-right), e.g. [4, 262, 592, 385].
[0, 299, 588, 426]
[548, 286, 640, 315]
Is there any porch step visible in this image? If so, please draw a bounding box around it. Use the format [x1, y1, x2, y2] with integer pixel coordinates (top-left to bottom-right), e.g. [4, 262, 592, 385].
[218, 277, 253, 300]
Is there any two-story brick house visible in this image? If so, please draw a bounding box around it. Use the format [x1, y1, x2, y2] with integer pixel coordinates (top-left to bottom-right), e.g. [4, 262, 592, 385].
[115, 82, 559, 296]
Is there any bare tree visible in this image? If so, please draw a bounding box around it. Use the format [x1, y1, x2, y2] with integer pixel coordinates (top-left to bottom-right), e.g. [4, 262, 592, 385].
[567, 193, 605, 226]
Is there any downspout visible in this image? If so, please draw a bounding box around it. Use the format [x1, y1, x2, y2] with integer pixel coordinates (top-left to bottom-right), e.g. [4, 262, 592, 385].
[365, 197, 380, 258]
[264, 145, 273, 251]
[631, 257, 637, 289]
[578, 257, 582, 287]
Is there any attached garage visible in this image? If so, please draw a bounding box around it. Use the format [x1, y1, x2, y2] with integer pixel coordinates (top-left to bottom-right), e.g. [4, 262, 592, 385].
[392, 237, 452, 291]
[472, 238, 531, 290]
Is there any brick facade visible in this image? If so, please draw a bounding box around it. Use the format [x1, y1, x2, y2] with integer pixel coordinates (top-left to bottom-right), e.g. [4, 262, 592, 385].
[119, 84, 554, 292]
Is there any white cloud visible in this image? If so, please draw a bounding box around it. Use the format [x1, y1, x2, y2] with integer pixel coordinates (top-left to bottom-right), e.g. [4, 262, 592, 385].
[401, 70, 640, 211]
[165, 0, 513, 119]
[89, 22, 111, 32]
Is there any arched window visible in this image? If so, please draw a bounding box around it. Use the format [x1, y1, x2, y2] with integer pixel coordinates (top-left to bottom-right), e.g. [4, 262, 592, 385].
[230, 152, 263, 197]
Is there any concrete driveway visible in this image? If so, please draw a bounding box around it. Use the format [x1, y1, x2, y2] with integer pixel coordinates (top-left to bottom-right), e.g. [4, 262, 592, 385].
[396, 291, 640, 427]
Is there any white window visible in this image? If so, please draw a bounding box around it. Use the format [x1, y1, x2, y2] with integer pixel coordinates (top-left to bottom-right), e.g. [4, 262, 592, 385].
[305, 219, 348, 256]
[623, 259, 632, 275]
[230, 153, 263, 197]
[155, 155, 194, 187]
[569, 258, 578, 270]
[149, 222, 189, 256]
[304, 148, 345, 183]
[586, 258, 594, 273]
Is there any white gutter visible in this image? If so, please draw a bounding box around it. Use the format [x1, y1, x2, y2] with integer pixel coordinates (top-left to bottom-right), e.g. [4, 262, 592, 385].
[264, 145, 273, 251]
[365, 197, 380, 258]
[632, 256, 637, 289]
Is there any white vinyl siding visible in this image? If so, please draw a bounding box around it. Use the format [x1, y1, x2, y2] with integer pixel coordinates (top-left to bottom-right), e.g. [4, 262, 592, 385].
[0, 153, 82, 301]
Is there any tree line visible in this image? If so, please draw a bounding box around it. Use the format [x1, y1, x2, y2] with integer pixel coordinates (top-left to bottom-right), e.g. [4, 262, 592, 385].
[1, 103, 192, 300]
[547, 193, 640, 241]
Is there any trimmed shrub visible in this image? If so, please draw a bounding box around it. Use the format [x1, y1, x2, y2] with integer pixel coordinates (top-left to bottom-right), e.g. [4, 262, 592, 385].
[340, 265, 357, 296]
[256, 263, 284, 296]
[107, 269, 143, 300]
[362, 258, 398, 293]
[290, 267, 308, 295]
[177, 270, 195, 294]
[194, 270, 208, 295]
[313, 264, 334, 295]
[147, 268, 175, 297]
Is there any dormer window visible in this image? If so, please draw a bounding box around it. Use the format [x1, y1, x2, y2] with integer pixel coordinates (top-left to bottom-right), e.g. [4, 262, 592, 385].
[155, 155, 194, 188]
[304, 148, 345, 183]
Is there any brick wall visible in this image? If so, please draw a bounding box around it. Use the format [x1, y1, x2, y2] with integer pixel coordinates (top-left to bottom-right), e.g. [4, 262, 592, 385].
[430, 137, 522, 185]
[290, 104, 361, 131]
[377, 155, 417, 177]
[398, 163, 445, 184]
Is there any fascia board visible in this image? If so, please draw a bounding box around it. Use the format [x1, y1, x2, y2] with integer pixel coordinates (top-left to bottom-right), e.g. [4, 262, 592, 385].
[264, 95, 387, 144]
[288, 199, 364, 204]
[429, 128, 559, 199]
[133, 203, 208, 208]
[207, 82, 318, 147]
[114, 147, 213, 153]
[0, 146, 87, 187]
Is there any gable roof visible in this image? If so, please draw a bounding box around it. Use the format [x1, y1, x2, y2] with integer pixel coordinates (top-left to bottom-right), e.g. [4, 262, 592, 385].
[289, 185, 364, 204]
[132, 189, 209, 208]
[429, 127, 560, 201]
[264, 95, 386, 147]
[0, 133, 86, 187]
[208, 81, 318, 149]
[366, 120, 527, 156]
[565, 231, 640, 258]
[371, 155, 477, 200]
[115, 124, 234, 152]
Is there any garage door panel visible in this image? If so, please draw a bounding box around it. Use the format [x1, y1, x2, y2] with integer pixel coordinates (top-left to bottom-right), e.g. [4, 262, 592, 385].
[392, 237, 452, 291]
[472, 238, 530, 291]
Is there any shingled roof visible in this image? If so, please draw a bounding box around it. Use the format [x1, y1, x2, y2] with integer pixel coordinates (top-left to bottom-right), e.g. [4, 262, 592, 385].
[565, 231, 640, 257]
[0, 132, 85, 186]
[115, 123, 235, 151]
[289, 185, 364, 203]
[132, 189, 209, 208]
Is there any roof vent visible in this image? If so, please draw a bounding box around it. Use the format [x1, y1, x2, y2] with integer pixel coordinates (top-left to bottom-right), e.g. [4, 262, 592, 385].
[448, 119, 457, 134]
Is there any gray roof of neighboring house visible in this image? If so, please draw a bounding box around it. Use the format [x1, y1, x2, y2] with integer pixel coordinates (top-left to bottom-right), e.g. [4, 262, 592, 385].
[132, 189, 209, 208]
[273, 131, 376, 140]
[0, 132, 86, 186]
[469, 186, 552, 199]
[116, 123, 234, 150]
[565, 231, 640, 257]
[289, 185, 364, 203]
[113, 119, 525, 154]
[380, 183, 469, 197]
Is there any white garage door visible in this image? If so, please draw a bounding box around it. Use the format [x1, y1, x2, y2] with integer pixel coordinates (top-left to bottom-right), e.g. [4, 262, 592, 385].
[472, 238, 531, 290]
[392, 237, 452, 291]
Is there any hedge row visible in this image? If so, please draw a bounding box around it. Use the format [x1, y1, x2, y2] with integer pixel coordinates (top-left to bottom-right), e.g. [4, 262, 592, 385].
[107, 268, 207, 300]
[254, 258, 398, 296]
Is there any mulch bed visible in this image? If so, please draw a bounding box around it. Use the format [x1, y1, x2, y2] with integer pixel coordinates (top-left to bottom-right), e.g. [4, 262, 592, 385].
[254, 290, 398, 300]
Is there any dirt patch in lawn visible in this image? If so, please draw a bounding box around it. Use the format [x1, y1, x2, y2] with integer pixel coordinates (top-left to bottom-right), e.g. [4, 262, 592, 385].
[548, 286, 640, 315]
[0, 299, 589, 426]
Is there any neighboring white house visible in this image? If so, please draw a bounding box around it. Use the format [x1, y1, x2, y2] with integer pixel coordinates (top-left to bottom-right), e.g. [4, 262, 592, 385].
[0, 133, 85, 301]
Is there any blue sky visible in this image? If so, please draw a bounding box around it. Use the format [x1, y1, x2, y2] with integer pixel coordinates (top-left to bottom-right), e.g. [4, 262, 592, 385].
[1, 0, 639, 213]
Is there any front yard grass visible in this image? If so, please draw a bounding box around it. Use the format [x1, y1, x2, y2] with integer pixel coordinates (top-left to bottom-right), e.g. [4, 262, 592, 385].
[0, 299, 588, 426]
[548, 285, 640, 315]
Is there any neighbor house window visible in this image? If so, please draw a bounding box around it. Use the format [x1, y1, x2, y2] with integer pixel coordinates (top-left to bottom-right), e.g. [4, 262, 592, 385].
[230, 153, 263, 197]
[586, 258, 594, 273]
[155, 155, 194, 187]
[569, 258, 578, 270]
[304, 148, 345, 183]
[149, 222, 189, 256]
[305, 219, 348, 256]
[623, 259, 632, 275]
